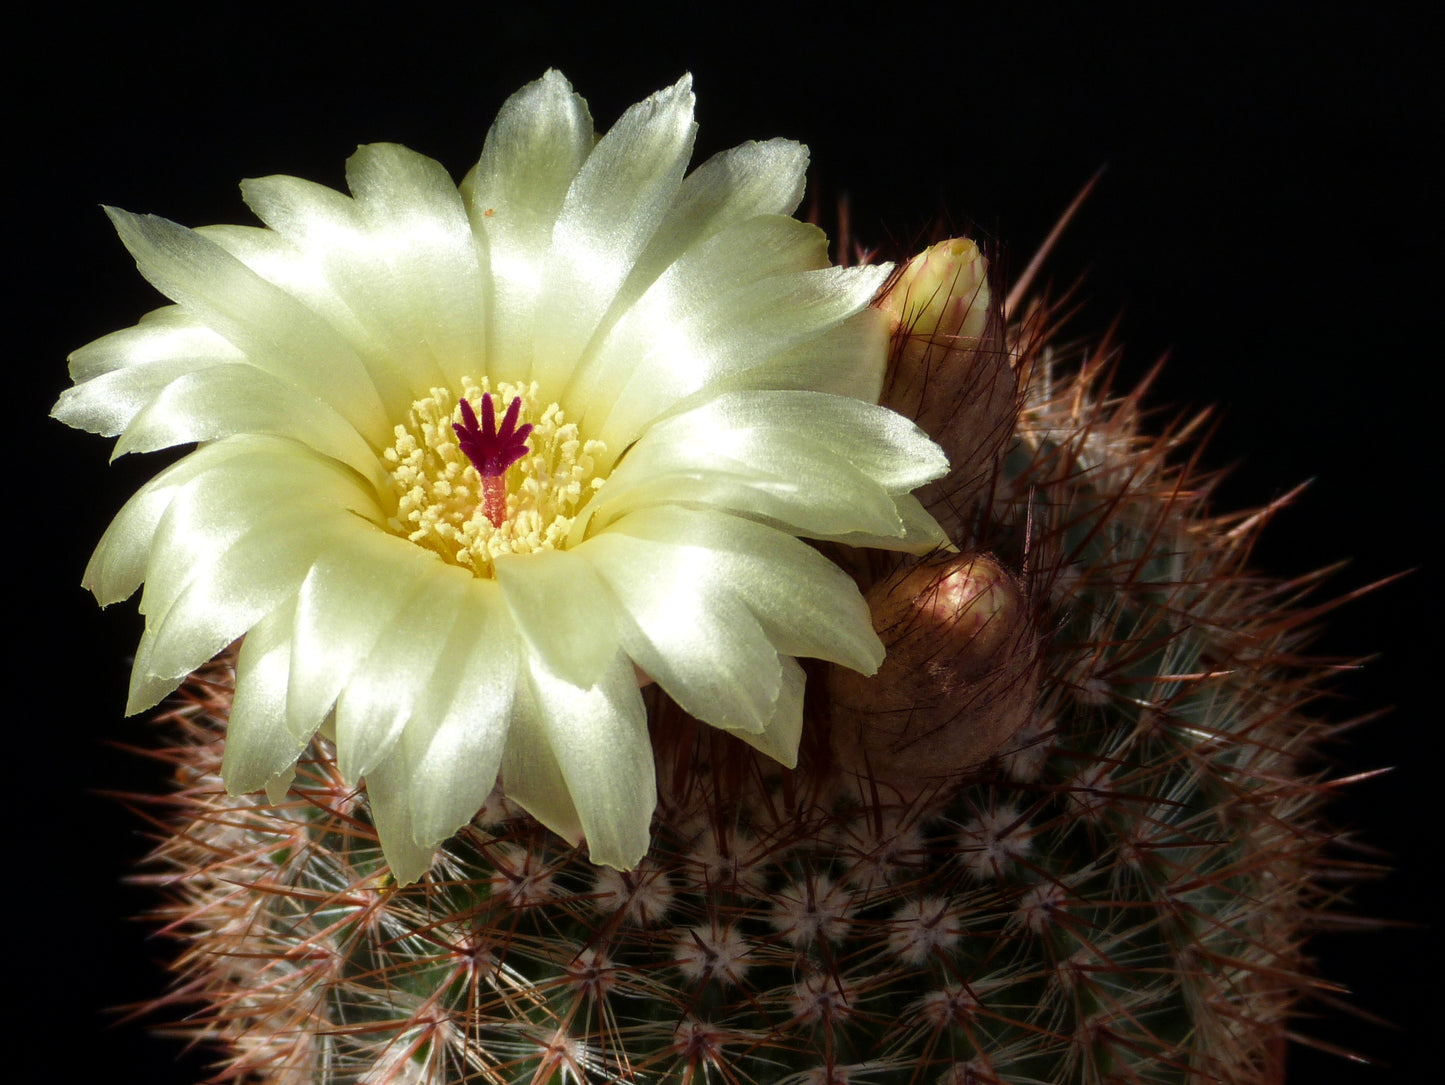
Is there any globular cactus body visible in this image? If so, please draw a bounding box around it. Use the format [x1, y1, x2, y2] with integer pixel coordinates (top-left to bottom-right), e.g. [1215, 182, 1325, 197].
[136, 240, 1336, 1085]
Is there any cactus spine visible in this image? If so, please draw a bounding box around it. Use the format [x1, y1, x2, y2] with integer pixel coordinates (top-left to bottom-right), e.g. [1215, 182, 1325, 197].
[133, 238, 1343, 1085]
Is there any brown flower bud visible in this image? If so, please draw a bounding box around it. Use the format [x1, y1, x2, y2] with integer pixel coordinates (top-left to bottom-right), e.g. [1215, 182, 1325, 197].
[874, 239, 1018, 543]
[828, 552, 1038, 801]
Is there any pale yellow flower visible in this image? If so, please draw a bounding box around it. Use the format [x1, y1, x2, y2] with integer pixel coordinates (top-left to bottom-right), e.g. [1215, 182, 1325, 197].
[55, 72, 947, 882]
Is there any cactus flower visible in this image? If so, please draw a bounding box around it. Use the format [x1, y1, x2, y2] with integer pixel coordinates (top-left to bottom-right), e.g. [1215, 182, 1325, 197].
[54, 71, 949, 882]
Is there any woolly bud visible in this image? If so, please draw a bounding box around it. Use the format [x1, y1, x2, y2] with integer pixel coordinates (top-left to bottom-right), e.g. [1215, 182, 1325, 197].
[874, 239, 1018, 543]
[828, 552, 1038, 801]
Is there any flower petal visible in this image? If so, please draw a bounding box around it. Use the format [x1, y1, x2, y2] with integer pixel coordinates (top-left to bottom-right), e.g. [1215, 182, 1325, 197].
[727, 657, 805, 768]
[66, 305, 219, 380]
[400, 578, 520, 847]
[594, 138, 812, 348]
[286, 527, 441, 759]
[54, 307, 242, 436]
[499, 679, 583, 848]
[110, 363, 387, 488]
[364, 752, 442, 885]
[748, 306, 892, 403]
[810, 491, 951, 554]
[128, 510, 355, 714]
[462, 70, 593, 379]
[104, 207, 392, 446]
[228, 167, 479, 416]
[493, 548, 619, 689]
[327, 558, 515, 793]
[222, 598, 309, 794]
[508, 651, 655, 870]
[596, 505, 885, 676]
[529, 74, 697, 393]
[579, 521, 783, 735]
[124, 439, 380, 711]
[581, 390, 948, 544]
[693, 390, 949, 491]
[344, 142, 489, 390]
[591, 264, 892, 452]
[587, 432, 905, 540]
[231, 177, 437, 414]
[83, 438, 261, 606]
[331, 558, 473, 785]
[624, 137, 811, 292]
[563, 213, 829, 424]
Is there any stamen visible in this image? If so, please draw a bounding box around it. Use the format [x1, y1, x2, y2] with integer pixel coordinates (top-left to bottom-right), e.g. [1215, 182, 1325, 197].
[384, 379, 606, 577]
[454, 395, 533, 527]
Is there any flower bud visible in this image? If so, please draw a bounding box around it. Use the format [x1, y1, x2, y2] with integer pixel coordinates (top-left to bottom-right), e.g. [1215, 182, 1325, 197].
[874, 239, 1018, 543]
[878, 238, 992, 345]
[828, 552, 1038, 801]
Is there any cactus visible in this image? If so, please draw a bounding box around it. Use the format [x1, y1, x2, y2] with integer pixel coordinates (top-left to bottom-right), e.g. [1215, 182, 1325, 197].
[127, 233, 1345, 1085]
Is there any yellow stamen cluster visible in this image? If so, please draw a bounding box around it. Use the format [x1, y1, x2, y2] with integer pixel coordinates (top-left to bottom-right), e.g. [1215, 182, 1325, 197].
[382, 377, 607, 577]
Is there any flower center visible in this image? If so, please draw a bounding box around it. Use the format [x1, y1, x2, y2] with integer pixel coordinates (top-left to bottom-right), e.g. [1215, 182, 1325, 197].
[382, 377, 607, 577]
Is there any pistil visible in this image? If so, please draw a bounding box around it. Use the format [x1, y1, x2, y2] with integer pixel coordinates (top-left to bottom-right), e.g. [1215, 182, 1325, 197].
[453, 395, 533, 528]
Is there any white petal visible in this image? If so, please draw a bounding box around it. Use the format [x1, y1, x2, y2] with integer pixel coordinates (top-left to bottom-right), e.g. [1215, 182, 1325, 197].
[587, 427, 906, 540]
[286, 527, 441, 761]
[124, 440, 381, 711]
[578, 524, 782, 735]
[111, 363, 387, 489]
[222, 598, 309, 794]
[510, 651, 655, 870]
[500, 674, 584, 847]
[529, 75, 697, 393]
[66, 305, 219, 379]
[344, 143, 489, 388]
[55, 307, 242, 436]
[134, 440, 377, 625]
[748, 305, 892, 403]
[493, 548, 618, 689]
[196, 220, 448, 425]
[264, 769, 296, 805]
[332, 558, 505, 787]
[592, 264, 891, 452]
[197, 225, 373, 356]
[105, 207, 392, 446]
[83, 438, 261, 605]
[400, 577, 520, 847]
[581, 390, 947, 544]
[365, 752, 441, 885]
[728, 658, 805, 768]
[462, 70, 593, 382]
[596, 505, 884, 676]
[584, 138, 812, 363]
[689, 390, 949, 491]
[621, 138, 811, 297]
[563, 213, 828, 421]
[128, 507, 357, 714]
[231, 177, 437, 414]
[811, 493, 951, 554]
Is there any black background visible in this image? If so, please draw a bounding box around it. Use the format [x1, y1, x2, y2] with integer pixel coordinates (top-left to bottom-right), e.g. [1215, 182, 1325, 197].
[11, 3, 1437, 1082]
